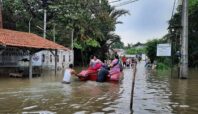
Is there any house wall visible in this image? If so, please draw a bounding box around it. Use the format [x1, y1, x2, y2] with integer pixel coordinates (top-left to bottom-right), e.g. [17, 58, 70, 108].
[0, 48, 29, 67]
[31, 50, 74, 70]
[0, 48, 74, 70]
[0, 48, 29, 76]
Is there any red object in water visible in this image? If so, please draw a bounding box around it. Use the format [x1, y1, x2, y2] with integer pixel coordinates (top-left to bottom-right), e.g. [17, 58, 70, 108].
[87, 70, 98, 81]
[78, 69, 122, 83]
[78, 69, 97, 81]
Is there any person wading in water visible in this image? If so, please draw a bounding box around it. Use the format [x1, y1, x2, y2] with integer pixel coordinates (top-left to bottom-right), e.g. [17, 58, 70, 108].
[62, 64, 79, 84]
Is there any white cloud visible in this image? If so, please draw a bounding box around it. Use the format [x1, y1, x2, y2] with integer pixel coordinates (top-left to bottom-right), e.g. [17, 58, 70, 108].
[114, 0, 174, 45]
[116, 29, 168, 45]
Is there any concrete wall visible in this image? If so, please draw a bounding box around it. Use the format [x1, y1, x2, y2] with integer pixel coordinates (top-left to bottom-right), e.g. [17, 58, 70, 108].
[0, 48, 74, 76]
[19, 50, 74, 69]
[31, 50, 74, 70]
[0, 48, 28, 67]
[0, 49, 74, 70]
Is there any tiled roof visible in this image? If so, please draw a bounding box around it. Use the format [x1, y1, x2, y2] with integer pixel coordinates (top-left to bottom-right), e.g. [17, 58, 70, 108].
[0, 29, 68, 50]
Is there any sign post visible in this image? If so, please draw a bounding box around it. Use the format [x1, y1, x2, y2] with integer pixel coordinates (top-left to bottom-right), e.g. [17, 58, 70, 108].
[157, 43, 172, 77]
[157, 44, 171, 57]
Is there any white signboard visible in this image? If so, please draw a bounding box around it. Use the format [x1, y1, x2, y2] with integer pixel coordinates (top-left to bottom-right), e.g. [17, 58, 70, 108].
[157, 43, 171, 56]
[32, 53, 42, 66]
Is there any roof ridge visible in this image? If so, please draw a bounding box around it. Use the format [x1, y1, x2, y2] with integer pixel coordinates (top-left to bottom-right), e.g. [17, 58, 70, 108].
[0, 29, 69, 50]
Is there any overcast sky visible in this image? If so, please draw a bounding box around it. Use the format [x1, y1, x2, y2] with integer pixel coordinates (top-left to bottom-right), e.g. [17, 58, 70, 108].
[110, 0, 176, 45]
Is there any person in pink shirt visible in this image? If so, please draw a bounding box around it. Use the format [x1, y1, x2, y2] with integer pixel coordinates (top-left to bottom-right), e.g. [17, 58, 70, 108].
[89, 55, 103, 71]
[109, 55, 121, 75]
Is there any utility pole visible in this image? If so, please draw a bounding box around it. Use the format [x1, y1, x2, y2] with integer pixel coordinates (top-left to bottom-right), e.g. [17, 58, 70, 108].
[28, 17, 32, 33]
[180, 0, 188, 79]
[0, 0, 3, 28]
[71, 29, 74, 50]
[42, 0, 48, 39]
[53, 24, 56, 42]
[43, 9, 47, 38]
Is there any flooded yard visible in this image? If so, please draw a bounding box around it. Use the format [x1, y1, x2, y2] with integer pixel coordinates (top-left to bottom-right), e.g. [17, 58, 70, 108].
[0, 62, 198, 114]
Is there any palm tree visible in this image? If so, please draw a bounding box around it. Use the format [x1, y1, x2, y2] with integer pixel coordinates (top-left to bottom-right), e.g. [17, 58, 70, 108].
[96, 3, 129, 59]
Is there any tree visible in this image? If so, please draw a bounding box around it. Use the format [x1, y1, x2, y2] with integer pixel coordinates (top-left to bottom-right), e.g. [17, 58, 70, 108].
[145, 38, 167, 63]
[126, 48, 145, 55]
[2, 0, 129, 65]
[111, 41, 124, 49]
[168, 0, 198, 67]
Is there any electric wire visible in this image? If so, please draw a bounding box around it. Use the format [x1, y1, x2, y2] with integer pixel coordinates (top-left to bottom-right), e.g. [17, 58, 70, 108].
[113, 0, 138, 7]
[109, 0, 122, 4]
[171, 0, 177, 19]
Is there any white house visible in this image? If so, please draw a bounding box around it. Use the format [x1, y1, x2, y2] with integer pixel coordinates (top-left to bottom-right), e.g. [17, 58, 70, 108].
[0, 29, 72, 77]
[19, 50, 74, 70]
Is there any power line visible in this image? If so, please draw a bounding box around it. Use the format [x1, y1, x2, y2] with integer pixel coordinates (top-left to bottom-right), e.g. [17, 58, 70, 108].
[171, 0, 177, 19]
[109, 0, 122, 4]
[113, 0, 138, 7]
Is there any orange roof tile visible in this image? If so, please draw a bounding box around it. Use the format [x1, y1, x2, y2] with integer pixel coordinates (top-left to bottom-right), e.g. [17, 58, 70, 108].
[0, 29, 69, 50]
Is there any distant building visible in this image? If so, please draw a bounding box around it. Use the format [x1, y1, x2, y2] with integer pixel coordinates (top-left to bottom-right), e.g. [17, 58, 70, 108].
[109, 48, 125, 57]
[0, 29, 73, 70]
[133, 42, 145, 49]
[0, 29, 73, 77]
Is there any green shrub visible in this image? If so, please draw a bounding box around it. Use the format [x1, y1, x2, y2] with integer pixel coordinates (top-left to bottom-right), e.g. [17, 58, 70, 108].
[157, 62, 169, 70]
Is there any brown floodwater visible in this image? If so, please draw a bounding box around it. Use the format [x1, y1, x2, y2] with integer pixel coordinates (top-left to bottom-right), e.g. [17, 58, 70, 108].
[0, 62, 197, 114]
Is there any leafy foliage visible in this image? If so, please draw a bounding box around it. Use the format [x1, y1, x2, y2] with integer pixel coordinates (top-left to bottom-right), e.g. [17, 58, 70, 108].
[144, 38, 172, 70]
[126, 48, 145, 55]
[2, 0, 129, 65]
[168, 0, 198, 67]
[111, 41, 124, 49]
[145, 38, 167, 63]
[145, 0, 198, 68]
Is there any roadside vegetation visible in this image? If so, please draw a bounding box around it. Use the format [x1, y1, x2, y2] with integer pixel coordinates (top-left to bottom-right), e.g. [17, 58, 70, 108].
[145, 38, 171, 70]
[2, 0, 128, 65]
[125, 48, 145, 55]
[144, 0, 198, 69]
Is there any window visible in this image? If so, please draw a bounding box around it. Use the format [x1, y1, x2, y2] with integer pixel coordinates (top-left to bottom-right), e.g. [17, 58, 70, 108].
[57, 55, 59, 62]
[69, 55, 71, 62]
[50, 55, 52, 63]
[42, 54, 45, 63]
[63, 55, 65, 62]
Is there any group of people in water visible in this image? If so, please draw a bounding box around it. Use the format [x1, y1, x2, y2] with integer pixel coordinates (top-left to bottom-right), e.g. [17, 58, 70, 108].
[62, 54, 123, 84]
[145, 59, 157, 70]
[121, 55, 138, 68]
[90, 55, 121, 76]
[62, 54, 141, 84]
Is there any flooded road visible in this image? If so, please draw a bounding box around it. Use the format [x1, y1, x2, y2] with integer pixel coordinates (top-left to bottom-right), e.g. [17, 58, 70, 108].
[133, 62, 198, 114]
[0, 69, 133, 114]
[0, 62, 198, 114]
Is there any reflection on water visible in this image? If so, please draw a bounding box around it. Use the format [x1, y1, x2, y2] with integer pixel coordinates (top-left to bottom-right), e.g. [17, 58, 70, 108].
[133, 63, 198, 114]
[0, 68, 132, 114]
[0, 63, 198, 114]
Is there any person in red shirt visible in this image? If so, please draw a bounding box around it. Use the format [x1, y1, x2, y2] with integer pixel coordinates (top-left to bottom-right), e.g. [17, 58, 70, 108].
[122, 56, 127, 67]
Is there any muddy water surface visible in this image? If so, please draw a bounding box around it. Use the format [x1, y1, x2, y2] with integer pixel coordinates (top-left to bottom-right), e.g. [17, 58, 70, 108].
[0, 62, 198, 114]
